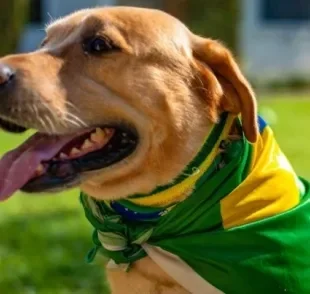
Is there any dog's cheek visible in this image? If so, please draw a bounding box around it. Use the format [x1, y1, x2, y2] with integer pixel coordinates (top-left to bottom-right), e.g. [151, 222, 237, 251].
[151, 123, 168, 147]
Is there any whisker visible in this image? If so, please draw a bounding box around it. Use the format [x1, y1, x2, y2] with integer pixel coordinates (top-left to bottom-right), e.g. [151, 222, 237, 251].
[65, 100, 79, 112]
[64, 117, 84, 128]
[26, 99, 87, 133]
[65, 112, 87, 128]
[47, 12, 55, 22]
[33, 102, 57, 133]
[42, 102, 64, 129]
[32, 104, 46, 130]
[37, 114, 48, 132]
[44, 114, 56, 133]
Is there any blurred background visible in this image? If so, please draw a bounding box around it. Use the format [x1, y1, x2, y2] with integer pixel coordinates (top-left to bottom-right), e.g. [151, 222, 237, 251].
[0, 0, 309, 293]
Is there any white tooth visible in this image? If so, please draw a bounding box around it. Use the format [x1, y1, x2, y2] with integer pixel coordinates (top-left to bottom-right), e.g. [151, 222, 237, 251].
[81, 139, 93, 150]
[90, 133, 97, 142]
[70, 147, 80, 156]
[96, 128, 105, 136]
[91, 128, 105, 143]
[59, 152, 68, 159]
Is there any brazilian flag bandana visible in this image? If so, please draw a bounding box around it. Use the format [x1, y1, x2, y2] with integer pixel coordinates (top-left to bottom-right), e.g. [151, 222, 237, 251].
[81, 113, 310, 294]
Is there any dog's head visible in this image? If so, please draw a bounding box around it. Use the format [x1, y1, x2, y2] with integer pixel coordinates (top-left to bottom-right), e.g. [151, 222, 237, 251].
[0, 7, 257, 201]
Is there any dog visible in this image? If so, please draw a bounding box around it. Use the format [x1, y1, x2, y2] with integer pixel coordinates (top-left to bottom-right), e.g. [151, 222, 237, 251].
[0, 6, 309, 294]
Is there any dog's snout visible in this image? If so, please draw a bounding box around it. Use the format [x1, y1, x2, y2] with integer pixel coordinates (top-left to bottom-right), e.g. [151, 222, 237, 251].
[0, 64, 15, 87]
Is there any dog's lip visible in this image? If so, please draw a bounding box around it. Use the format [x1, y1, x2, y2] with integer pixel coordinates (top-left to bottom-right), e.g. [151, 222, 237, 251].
[19, 124, 139, 194]
[0, 117, 28, 133]
[0, 120, 139, 200]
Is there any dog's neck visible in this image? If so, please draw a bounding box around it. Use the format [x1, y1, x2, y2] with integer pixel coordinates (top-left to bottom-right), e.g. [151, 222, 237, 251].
[84, 113, 239, 222]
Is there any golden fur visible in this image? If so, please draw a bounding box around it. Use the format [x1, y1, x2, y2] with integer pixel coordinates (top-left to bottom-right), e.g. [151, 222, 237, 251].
[0, 7, 258, 293]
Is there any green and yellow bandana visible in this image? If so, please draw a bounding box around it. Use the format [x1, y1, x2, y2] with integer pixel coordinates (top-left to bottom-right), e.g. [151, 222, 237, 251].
[81, 113, 310, 294]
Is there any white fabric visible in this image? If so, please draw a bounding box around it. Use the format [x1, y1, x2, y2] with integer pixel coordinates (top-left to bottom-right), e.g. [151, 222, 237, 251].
[143, 244, 223, 294]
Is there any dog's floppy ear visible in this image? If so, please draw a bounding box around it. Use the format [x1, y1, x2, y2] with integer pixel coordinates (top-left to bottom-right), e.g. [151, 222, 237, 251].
[192, 37, 258, 143]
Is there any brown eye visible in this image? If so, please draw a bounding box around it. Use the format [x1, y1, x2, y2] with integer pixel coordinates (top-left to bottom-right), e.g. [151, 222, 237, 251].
[82, 37, 119, 55]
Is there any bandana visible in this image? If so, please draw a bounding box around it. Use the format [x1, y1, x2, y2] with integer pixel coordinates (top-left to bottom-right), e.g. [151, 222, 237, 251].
[81, 113, 310, 294]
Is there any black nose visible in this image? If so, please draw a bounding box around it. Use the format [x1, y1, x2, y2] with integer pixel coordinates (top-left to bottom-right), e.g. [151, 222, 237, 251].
[0, 64, 15, 86]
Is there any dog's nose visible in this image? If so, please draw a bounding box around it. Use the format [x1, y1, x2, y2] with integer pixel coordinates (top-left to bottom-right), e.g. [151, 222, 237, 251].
[0, 64, 15, 86]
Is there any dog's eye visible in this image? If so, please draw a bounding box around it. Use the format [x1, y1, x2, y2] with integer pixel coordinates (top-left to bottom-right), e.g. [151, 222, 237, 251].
[83, 37, 119, 55]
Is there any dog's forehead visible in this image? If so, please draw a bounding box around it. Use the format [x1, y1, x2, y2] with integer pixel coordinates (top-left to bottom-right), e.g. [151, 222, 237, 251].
[47, 7, 191, 49]
[92, 7, 185, 31]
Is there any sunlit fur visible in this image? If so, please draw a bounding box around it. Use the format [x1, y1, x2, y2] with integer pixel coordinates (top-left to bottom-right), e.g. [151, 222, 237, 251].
[0, 7, 258, 293]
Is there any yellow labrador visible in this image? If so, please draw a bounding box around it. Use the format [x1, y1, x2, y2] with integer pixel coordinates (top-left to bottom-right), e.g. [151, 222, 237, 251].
[0, 6, 267, 294]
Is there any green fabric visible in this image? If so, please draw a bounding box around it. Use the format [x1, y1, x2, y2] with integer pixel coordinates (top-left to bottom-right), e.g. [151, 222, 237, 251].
[160, 177, 310, 294]
[80, 113, 235, 264]
[80, 116, 310, 294]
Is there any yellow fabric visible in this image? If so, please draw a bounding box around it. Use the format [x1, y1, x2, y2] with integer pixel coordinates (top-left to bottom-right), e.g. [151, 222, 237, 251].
[129, 115, 236, 207]
[221, 126, 300, 229]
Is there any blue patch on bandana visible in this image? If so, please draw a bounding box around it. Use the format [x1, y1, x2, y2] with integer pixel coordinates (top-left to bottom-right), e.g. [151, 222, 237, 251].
[258, 116, 268, 133]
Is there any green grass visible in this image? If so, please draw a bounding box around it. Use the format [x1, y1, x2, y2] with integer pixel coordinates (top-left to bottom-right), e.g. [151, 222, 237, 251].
[0, 137, 109, 293]
[0, 95, 309, 293]
[259, 94, 310, 178]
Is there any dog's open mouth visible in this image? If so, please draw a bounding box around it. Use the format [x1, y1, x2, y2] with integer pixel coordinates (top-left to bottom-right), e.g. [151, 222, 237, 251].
[0, 119, 138, 201]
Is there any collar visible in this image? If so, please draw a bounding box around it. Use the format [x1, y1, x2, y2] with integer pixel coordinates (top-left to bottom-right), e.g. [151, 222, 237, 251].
[103, 112, 237, 222]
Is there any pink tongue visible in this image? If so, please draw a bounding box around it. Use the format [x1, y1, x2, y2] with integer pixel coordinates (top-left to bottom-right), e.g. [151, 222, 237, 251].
[0, 132, 82, 201]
